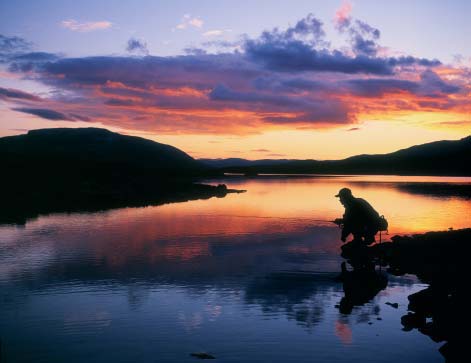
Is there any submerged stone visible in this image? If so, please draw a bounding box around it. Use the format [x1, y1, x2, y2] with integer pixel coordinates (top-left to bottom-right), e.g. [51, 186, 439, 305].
[190, 352, 216, 359]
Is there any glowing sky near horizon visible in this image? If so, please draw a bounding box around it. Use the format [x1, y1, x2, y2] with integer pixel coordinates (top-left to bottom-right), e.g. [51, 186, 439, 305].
[0, 0, 470, 159]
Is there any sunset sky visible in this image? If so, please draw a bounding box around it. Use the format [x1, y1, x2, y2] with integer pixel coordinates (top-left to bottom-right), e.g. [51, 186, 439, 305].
[0, 0, 470, 159]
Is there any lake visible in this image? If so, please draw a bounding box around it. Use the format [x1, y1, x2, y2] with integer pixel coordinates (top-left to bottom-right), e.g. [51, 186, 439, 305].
[1, 175, 470, 362]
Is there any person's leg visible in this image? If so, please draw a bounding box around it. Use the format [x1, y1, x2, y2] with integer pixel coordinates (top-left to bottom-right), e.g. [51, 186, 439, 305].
[352, 232, 363, 245]
[364, 226, 378, 245]
[364, 233, 375, 245]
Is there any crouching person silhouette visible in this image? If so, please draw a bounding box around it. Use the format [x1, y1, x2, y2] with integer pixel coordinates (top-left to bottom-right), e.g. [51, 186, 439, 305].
[335, 188, 382, 245]
[334, 188, 387, 250]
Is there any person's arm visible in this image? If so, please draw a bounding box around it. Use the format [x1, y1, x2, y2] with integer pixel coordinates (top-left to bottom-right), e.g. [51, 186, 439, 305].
[341, 212, 351, 242]
[341, 224, 352, 242]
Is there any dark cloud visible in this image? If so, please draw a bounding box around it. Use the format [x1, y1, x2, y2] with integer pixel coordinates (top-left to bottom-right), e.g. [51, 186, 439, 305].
[11, 52, 59, 62]
[0, 34, 57, 69]
[345, 19, 381, 56]
[344, 78, 419, 97]
[126, 38, 149, 55]
[210, 83, 320, 108]
[209, 84, 277, 103]
[247, 14, 327, 52]
[416, 100, 444, 109]
[8, 52, 60, 72]
[210, 84, 350, 124]
[351, 37, 377, 57]
[253, 77, 329, 93]
[36, 54, 258, 91]
[251, 148, 271, 152]
[0, 34, 32, 57]
[244, 14, 439, 74]
[104, 98, 136, 106]
[243, 14, 390, 74]
[343, 70, 460, 98]
[387, 56, 440, 68]
[12, 108, 73, 121]
[334, 7, 381, 56]
[356, 20, 381, 39]
[262, 110, 350, 125]
[0, 87, 41, 101]
[419, 69, 461, 96]
[282, 78, 326, 90]
[282, 13, 326, 44]
[246, 40, 387, 74]
[244, 36, 439, 75]
[69, 113, 91, 121]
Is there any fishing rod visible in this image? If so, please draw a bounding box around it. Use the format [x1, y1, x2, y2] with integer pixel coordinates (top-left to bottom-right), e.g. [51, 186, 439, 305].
[184, 214, 391, 240]
[185, 213, 337, 223]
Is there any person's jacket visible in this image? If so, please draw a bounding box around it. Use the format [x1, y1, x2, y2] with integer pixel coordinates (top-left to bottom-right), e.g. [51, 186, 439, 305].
[342, 197, 380, 237]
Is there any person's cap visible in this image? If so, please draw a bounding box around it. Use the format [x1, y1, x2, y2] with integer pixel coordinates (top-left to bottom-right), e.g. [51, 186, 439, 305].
[335, 187, 352, 198]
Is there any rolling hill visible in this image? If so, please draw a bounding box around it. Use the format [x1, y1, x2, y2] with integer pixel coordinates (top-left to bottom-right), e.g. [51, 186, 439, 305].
[202, 136, 471, 176]
[1, 127, 206, 177]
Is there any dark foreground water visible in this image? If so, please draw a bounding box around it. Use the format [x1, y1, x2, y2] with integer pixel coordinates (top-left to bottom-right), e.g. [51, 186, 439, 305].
[1, 175, 470, 362]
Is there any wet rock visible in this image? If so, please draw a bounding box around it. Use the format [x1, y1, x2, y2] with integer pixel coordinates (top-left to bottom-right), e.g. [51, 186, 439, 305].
[407, 288, 435, 316]
[190, 352, 216, 359]
[401, 312, 426, 331]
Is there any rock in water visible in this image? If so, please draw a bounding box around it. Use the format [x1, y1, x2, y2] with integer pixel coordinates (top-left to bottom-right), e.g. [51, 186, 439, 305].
[190, 352, 216, 359]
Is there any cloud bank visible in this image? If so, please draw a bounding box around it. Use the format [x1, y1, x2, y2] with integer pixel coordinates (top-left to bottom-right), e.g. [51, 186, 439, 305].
[1, 10, 469, 135]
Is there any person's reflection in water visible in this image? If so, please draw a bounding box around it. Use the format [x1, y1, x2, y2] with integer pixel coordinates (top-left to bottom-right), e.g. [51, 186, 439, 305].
[338, 261, 388, 314]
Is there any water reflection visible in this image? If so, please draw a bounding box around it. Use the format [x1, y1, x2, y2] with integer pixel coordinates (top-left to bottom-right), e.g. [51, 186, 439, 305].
[1, 176, 468, 362]
[244, 271, 336, 330]
[337, 263, 388, 315]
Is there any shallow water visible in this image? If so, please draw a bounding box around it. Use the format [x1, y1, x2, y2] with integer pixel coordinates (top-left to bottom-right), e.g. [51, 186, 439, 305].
[1, 175, 470, 362]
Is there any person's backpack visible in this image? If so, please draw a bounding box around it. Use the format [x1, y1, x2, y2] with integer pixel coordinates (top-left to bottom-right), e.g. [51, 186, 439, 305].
[377, 215, 388, 232]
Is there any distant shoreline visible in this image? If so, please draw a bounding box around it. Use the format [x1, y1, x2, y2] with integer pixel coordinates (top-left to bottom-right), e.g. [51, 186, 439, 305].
[220, 173, 471, 180]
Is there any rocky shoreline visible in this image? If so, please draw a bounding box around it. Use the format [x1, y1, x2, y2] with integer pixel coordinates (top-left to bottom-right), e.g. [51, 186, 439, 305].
[342, 228, 470, 362]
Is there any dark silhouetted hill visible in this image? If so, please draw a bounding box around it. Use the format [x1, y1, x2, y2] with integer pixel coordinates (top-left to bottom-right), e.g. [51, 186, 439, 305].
[0, 128, 235, 225]
[1, 127, 207, 178]
[205, 136, 471, 176]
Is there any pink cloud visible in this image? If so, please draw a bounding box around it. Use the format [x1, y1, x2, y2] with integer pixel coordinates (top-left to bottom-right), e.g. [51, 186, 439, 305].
[61, 19, 112, 32]
[334, 1, 353, 29]
[176, 14, 204, 30]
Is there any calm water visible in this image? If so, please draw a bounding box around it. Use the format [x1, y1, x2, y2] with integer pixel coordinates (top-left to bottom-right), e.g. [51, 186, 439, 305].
[1, 175, 470, 362]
